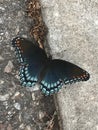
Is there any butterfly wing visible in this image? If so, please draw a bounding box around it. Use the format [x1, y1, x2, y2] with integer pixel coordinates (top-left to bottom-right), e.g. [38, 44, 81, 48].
[12, 37, 48, 87]
[40, 59, 90, 95]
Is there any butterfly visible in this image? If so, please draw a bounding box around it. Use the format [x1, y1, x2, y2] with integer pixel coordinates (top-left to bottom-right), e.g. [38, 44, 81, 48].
[12, 37, 90, 95]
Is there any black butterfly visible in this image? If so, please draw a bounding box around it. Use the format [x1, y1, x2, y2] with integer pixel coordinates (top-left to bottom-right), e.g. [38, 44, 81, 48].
[12, 37, 90, 95]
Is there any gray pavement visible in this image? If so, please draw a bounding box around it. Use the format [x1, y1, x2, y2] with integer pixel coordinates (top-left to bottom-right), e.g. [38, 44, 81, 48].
[41, 0, 98, 130]
[0, 0, 98, 130]
[0, 0, 59, 130]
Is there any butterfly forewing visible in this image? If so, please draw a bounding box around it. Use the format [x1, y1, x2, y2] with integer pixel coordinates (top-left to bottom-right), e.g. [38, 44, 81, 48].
[12, 37, 47, 64]
[12, 37, 48, 87]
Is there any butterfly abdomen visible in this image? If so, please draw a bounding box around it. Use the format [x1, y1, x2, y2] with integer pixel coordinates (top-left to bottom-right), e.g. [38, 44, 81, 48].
[38, 59, 52, 83]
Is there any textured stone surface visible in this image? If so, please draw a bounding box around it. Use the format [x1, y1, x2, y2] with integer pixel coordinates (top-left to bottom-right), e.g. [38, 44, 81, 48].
[41, 0, 98, 129]
[0, 0, 59, 129]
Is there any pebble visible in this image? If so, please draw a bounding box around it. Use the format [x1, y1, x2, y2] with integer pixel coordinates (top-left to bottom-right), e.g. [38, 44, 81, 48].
[25, 125, 31, 130]
[32, 93, 35, 101]
[3, 101, 9, 109]
[12, 91, 20, 99]
[0, 7, 5, 11]
[26, 84, 39, 92]
[4, 61, 14, 73]
[14, 102, 21, 110]
[0, 32, 4, 36]
[15, 26, 20, 34]
[0, 94, 9, 101]
[0, 80, 4, 84]
[39, 111, 45, 120]
[5, 32, 9, 39]
[7, 124, 12, 130]
[19, 124, 25, 129]
[0, 55, 4, 61]
[8, 111, 12, 115]
[18, 113, 22, 122]
[18, 11, 24, 17]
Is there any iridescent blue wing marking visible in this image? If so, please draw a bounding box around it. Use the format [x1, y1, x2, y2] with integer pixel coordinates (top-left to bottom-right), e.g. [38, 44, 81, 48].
[12, 37, 47, 87]
[40, 59, 90, 95]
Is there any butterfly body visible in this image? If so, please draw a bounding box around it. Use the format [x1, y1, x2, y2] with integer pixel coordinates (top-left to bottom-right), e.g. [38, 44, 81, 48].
[12, 37, 90, 95]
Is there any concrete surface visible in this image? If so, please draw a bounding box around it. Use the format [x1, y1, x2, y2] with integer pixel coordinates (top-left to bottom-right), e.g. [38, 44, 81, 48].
[1, 0, 98, 129]
[0, 1, 59, 130]
[40, 0, 98, 130]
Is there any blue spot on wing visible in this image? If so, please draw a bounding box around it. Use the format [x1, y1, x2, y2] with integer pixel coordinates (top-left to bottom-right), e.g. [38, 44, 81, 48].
[19, 66, 37, 87]
[40, 69, 63, 95]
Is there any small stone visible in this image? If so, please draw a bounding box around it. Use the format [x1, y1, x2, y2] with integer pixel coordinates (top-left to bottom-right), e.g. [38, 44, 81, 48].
[5, 32, 9, 38]
[0, 94, 9, 101]
[19, 124, 25, 129]
[26, 84, 39, 92]
[21, 93, 24, 97]
[18, 113, 22, 122]
[14, 92, 20, 97]
[36, 102, 39, 106]
[7, 124, 12, 130]
[15, 74, 20, 79]
[4, 61, 14, 73]
[3, 101, 9, 109]
[8, 111, 11, 115]
[14, 102, 21, 110]
[32, 93, 35, 101]
[12, 91, 20, 99]
[15, 26, 20, 34]
[21, 35, 27, 38]
[0, 32, 4, 36]
[0, 56, 4, 61]
[39, 111, 45, 120]
[0, 80, 4, 84]
[18, 11, 23, 17]
[0, 7, 5, 11]
[24, 125, 31, 130]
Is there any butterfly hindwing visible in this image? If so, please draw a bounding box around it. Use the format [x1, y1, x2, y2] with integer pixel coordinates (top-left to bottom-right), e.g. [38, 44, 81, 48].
[40, 68, 63, 95]
[40, 59, 90, 95]
[19, 65, 37, 87]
